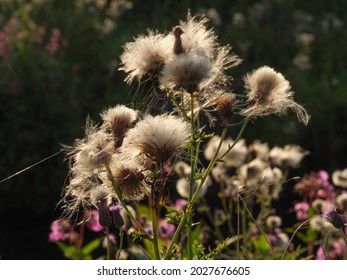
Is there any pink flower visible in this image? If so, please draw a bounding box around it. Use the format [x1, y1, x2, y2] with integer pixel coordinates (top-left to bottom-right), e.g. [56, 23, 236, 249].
[294, 201, 310, 221]
[85, 210, 104, 232]
[48, 219, 72, 241]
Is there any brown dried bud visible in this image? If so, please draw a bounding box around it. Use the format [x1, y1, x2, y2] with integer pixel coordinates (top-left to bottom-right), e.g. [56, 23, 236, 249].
[215, 94, 236, 123]
[173, 26, 184, 55]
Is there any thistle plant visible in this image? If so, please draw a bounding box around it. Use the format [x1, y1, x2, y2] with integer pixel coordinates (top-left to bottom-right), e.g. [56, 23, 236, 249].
[56, 12, 311, 260]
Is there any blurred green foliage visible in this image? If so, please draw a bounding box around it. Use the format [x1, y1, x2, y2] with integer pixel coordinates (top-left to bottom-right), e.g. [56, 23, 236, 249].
[0, 0, 346, 259]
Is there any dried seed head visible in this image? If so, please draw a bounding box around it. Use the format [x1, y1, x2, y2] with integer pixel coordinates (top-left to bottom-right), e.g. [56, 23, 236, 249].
[160, 49, 213, 94]
[119, 31, 173, 83]
[215, 93, 236, 124]
[241, 66, 310, 125]
[113, 163, 150, 201]
[101, 105, 137, 148]
[125, 114, 190, 164]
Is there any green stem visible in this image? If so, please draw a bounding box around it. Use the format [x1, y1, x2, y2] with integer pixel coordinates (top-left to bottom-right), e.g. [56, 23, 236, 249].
[169, 91, 190, 121]
[339, 228, 347, 245]
[116, 229, 124, 260]
[187, 93, 197, 260]
[151, 206, 161, 260]
[239, 194, 279, 258]
[237, 194, 240, 260]
[164, 118, 250, 259]
[104, 163, 152, 240]
[105, 226, 111, 260]
[192, 116, 250, 203]
[163, 215, 187, 260]
[164, 127, 227, 259]
[191, 126, 228, 204]
[280, 218, 311, 260]
[217, 117, 250, 161]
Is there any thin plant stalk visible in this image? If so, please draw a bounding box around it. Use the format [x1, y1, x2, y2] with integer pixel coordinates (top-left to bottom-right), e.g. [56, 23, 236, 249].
[280, 218, 311, 260]
[164, 118, 251, 259]
[165, 127, 228, 259]
[104, 163, 152, 240]
[339, 228, 347, 246]
[150, 205, 161, 260]
[163, 215, 187, 260]
[116, 229, 124, 260]
[237, 194, 240, 260]
[239, 194, 279, 258]
[105, 226, 111, 260]
[187, 93, 197, 260]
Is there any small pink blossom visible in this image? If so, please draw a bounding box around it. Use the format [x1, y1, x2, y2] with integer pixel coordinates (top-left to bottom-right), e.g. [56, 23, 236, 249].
[294, 201, 310, 221]
[85, 210, 104, 232]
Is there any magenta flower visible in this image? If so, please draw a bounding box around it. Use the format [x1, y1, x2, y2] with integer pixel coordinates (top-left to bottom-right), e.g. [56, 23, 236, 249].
[85, 210, 104, 232]
[294, 201, 310, 221]
[295, 171, 336, 203]
[48, 219, 72, 241]
[315, 239, 345, 260]
[49, 221, 66, 241]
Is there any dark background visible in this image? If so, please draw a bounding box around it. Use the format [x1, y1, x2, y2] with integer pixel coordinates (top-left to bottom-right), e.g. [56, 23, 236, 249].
[1, 0, 347, 259]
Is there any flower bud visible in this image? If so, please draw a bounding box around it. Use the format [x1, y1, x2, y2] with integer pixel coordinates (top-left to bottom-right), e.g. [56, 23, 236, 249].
[98, 199, 112, 227]
[322, 209, 345, 230]
[215, 93, 236, 124]
[109, 203, 124, 228]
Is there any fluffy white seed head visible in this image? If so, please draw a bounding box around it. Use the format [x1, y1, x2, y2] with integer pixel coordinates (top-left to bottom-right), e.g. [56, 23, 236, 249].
[241, 66, 310, 125]
[65, 119, 114, 176]
[178, 13, 217, 58]
[125, 114, 190, 164]
[269, 145, 309, 168]
[89, 184, 114, 206]
[119, 31, 173, 83]
[332, 168, 347, 188]
[160, 49, 213, 93]
[101, 105, 138, 148]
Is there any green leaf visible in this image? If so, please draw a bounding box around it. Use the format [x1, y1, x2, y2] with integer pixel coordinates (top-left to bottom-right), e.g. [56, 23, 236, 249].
[81, 238, 102, 255]
[56, 241, 78, 259]
[164, 205, 179, 214]
[136, 204, 151, 220]
[253, 234, 270, 256]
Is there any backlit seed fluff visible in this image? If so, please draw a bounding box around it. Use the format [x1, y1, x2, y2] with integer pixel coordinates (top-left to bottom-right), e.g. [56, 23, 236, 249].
[160, 49, 213, 94]
[241, 66, 310, 125]
[178, 13, 217, 57]
[67, 121, 114, 173]
[101, 105, 137, 148]
[125, 114, 190, 163]
[113, 163, 150, 201]
[119, 31, 173, 83]
[332, 168, 347, 188]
